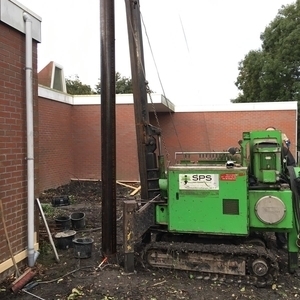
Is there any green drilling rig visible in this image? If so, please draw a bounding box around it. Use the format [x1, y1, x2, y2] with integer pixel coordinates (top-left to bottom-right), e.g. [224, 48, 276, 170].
[122, 0, 300, 287]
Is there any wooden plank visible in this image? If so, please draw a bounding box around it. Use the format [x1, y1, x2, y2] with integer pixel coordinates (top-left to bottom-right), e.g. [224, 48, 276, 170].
[116, 181, 136, 190]
[70, 178, 141, 192]
[0, 242, 39, 273]
[116, 180, 140, 183]
[130, 186, 141, 196]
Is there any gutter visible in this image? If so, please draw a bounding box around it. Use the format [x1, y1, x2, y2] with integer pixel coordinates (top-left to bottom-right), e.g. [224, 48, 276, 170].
[23, 12, 39, 267]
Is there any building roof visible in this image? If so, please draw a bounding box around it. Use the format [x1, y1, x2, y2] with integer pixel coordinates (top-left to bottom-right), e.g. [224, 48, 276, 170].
[38, 62, 297, 113]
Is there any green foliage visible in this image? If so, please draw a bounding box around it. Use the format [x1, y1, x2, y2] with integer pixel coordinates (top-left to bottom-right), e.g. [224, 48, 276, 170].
[116, 72, 133, 94]
[95, 72, 133, 94]
[68, 195, 76, 204]
[66, 75, 95, 95]
[40, 203, 68, 218]
[234, 50, 266, 102]
[232, 1, 300, 148]
[39, 240, 53, 255]
[41, 203, 55, 217]
[233, 1, 300, 103]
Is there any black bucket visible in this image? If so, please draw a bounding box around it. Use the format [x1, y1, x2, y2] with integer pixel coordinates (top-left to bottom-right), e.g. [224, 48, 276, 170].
[71, 212, 86, 230]
[55, 215, 71, 230]
[54, 230, 76, 250]
[73, 237, 94, 258]
[52, 195, 70, 207]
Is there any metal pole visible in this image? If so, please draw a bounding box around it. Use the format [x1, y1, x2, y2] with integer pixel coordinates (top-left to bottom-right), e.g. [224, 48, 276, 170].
[124, 0, 149, 200]
[100, 0, 117, 255]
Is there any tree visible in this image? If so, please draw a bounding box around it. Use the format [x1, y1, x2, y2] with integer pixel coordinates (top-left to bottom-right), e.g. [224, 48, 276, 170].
[115, 72, 133, 94]
[233, 1, 300, 103]
[95, 72, 133, 94]
[233, 1, 300, 148]
[66, 75, 95, 95]
[234, 50, 265, 102]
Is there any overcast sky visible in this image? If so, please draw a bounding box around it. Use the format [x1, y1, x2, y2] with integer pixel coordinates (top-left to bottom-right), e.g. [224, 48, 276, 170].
[20, 0, 295, 105]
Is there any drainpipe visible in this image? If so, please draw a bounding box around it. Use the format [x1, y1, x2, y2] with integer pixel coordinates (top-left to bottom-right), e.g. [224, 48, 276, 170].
[23, 12, 38, 267]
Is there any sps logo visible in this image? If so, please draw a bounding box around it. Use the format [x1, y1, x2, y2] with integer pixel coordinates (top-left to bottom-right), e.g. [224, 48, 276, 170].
[192, 174, 212, 182]
[180, 174, 218, 190]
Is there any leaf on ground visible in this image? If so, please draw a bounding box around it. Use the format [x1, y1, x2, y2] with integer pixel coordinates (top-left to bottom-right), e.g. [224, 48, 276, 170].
[72, 288, 84, 295]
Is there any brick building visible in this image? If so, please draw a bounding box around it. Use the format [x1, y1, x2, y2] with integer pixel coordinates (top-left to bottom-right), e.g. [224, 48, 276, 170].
[0, 0, 298, 283]
[0, 0, 41, 282]
[37, 86, 297, 192]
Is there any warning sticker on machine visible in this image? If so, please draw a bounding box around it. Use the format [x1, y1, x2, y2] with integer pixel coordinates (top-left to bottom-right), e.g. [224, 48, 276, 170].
[220, 173, 237, 181]
[179, 174, 219, 190]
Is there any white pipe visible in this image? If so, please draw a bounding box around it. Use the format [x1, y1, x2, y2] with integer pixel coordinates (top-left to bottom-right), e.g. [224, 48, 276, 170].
[23, 12, 38, 267]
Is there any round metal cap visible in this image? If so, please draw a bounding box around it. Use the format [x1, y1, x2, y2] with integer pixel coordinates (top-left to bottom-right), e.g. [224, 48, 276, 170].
[255, 195, 286, 224]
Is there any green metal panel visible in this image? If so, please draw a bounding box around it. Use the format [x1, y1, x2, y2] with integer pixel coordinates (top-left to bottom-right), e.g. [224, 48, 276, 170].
[253, 147, 281, 183]
[156, 204, 169, 224]
[167, 165, 249, 235]
[248, 190, 293, 229]
[242, 130, 282, 183]
[261, 170, 276, 183]
[246, 130, 282, 146]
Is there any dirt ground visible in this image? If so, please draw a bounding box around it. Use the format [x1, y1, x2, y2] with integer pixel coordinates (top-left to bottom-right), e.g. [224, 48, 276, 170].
[2, 180, 300, 300]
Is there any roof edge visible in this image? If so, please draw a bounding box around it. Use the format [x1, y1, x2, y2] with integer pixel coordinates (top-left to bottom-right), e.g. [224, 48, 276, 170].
[175, 101, 297, 112]
[38, 86, 297, 113]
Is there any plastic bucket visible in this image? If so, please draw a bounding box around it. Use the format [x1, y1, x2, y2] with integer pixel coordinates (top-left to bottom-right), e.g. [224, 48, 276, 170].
[55, 215, 71, 230]
[52, 195, 70, 207]
[71, 212, 86, 230]
[54, 230, 76, 250]
[73, 237, 94, 258]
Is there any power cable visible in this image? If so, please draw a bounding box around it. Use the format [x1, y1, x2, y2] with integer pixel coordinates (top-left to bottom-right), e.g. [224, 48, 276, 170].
[139, 10, 184, 157]
[177, 12, 211, 150]
[179, 15, 190, 53]
[125, 0, 184, 162]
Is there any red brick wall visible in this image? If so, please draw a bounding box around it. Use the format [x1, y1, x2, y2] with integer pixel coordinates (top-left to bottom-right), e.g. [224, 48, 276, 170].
[38, 103, 139, 191]
[38, 99, 297, 192]
[68, 104, 138, 181]
[0, 22, 39, 262]
[38, 98, 73, 191]
[153, 110, 297, 165]
[71, 105, 101, 180]
[115, 105, 138, 180]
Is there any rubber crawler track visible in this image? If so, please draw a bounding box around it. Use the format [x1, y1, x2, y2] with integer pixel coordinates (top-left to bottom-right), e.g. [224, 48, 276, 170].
[143, 241, 279, 288]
